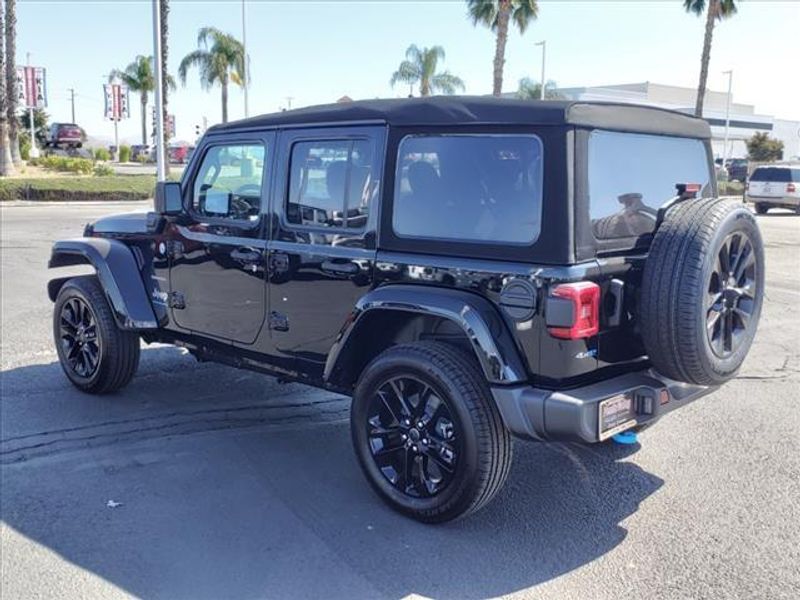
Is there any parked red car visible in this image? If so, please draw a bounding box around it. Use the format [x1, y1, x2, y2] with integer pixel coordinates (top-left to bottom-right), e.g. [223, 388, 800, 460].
[168, 144, 193, 164]
[44, 123, 83, 149]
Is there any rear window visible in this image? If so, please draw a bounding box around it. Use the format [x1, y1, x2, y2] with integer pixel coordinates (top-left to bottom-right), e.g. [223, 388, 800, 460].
[392, 134, 543, 245]
[750, 167, 800, 183]
[589, 130, 711, 240]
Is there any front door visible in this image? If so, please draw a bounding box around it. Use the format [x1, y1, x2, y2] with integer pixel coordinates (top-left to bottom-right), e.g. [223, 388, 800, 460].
[266, 126, 385, 377]
[169, 133, 274, 344]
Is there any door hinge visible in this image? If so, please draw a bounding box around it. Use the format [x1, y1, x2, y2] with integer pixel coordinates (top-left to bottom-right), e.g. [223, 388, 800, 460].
[166, 240, 184, 259]
[268, 310, 289, 332]
[169, 291, 186, 309]
[269, 252, 290, 274]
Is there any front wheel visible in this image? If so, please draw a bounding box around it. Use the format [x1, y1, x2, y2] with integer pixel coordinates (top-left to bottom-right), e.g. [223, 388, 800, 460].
[351, 342, 512, 523]
[53, 276, 140, 394]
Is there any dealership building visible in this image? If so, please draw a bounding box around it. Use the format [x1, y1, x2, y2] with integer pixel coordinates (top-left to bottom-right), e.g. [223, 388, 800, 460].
[554, 82, 800, 161]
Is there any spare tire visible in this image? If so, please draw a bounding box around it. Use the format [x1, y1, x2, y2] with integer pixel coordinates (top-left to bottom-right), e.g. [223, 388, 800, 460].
[640, 198, 764, 385]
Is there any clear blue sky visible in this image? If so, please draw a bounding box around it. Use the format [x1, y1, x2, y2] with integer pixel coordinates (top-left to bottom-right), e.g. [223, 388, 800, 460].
[17, 0, 800, 144]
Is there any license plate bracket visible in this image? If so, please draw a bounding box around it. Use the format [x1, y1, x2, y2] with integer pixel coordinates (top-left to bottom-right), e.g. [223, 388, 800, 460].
[598, 392, 637, 440]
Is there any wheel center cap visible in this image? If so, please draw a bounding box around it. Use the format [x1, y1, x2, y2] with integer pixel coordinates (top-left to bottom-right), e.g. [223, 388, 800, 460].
[408, 428, 421, 442]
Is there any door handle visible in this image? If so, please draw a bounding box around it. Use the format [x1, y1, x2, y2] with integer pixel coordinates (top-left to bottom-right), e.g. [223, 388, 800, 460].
[231, 247, 262, 263]
[321, 260, 359, 275]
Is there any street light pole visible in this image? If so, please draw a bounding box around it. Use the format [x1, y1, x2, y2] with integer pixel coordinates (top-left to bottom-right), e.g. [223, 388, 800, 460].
[242, 0, 249, 118]
[67, 88, 76, 123]
[152, 0, 166, 182]
[722, 70, 733, 165]
[535, 41, 546, 100]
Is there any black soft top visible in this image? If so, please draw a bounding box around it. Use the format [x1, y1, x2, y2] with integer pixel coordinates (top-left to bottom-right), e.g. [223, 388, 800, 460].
[210, 96, 711, 139]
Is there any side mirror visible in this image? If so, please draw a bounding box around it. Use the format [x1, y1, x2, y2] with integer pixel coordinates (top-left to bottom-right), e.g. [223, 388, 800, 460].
[154, 181, 184, 216]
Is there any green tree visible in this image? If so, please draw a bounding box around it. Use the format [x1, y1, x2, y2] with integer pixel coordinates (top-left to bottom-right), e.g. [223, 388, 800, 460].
[745, 132, 784, 163]
[0, 4, 13, 175]
[19, 108, 49, 146]
[390, 45, 465, 97]
[110, 56, 153, 145]
[684, 0, 737, 117]
[467, 0, 538, 96]
[179, 27, 245, 124]
[516, 76, 562, 100]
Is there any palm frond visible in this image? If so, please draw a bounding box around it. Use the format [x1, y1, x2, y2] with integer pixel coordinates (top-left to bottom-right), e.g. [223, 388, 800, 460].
[431, 71, 465, 95]
[467, 0, 499, 29]
[511, 0, 539, 33]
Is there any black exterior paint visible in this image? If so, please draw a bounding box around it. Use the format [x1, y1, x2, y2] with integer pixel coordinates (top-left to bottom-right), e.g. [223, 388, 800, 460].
[47, 98, 715, 405]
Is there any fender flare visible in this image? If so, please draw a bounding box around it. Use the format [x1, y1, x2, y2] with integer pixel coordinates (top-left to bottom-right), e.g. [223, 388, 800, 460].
[48, 238, 158, 330]
[324, 285, 528, 386]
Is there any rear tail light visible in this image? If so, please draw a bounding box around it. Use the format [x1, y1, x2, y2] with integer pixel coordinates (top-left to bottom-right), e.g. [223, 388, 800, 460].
[547, 282, 600, 340]
[788, 183, 796, 193]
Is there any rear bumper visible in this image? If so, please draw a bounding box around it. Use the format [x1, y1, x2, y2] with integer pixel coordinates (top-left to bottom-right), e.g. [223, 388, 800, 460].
[491, 370, 718, 443]
[747, 194, 800, 206]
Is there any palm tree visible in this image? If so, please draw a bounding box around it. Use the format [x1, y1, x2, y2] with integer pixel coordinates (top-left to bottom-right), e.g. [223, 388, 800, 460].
[516, 76, 561, 100]
[684, 0, 737, 117]
[0, 5, 14, 176]
[467, 0, 538, 96]
[390, 45, 465, 97]
[179, 27, 244, 124]
[110, 56, 155, 145]
[5, 0, 20, 165]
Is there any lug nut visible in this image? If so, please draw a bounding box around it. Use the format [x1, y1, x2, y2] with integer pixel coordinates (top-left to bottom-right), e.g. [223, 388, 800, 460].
[400, 434, 407, 441]
[412, 445, 418, 452]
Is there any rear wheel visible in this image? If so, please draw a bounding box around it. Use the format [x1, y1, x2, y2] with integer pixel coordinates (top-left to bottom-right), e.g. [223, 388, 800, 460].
[351, 342, 512, 523]
[53, 276, 140, 394]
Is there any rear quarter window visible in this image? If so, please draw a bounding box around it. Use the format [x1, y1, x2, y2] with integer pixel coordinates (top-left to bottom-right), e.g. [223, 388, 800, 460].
[392, 134, 543, 245]
[750, 167, 799, 182]
[589, 130, 711, 241]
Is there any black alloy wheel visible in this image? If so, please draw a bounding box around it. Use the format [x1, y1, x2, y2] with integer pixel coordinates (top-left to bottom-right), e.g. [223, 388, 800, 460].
[53, 276, 140, 394]
[366, 375, 460, 498]
[59, 297, 101, 378]
[351, 342, 512, 523]
[706, 232, 758, 358]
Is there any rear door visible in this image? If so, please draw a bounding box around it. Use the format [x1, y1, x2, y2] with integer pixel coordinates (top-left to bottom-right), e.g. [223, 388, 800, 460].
[265, 126, 385, 378]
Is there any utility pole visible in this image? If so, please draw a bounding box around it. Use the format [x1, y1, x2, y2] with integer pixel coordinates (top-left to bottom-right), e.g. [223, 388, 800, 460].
[26, 52, 40, 158]
[285, 96, 293, 111]
[151, 0, 166, 181]
[242, 0, 249, 117]
[67, 88, 76, 123]
[722, 70, 733, 165]
[535, 41, 547, 100]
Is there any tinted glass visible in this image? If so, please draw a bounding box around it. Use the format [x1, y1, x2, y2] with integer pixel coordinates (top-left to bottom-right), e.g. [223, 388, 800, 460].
[393, 135, 543, 244]
[589, 131, 711, 240]
[750, 167, 799, 182]
[287, 139, 376, 229]
[192, 143, 265, 221]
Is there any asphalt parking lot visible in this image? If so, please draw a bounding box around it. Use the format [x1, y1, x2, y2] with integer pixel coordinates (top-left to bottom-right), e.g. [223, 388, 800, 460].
[1, 200, 799, 599]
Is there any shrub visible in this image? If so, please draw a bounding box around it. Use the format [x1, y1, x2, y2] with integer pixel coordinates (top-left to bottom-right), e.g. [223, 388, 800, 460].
[94, 148, 111, 162]
[136, 153, 148, 164]
[20, 139, 31, 161]
[119, 145, 131, 163]
[93, 164, 115, 177]
[36, 155, 94, 175]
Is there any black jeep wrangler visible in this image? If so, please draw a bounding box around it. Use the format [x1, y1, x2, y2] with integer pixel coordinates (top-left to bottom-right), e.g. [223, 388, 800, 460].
[48, 97, 764, 523]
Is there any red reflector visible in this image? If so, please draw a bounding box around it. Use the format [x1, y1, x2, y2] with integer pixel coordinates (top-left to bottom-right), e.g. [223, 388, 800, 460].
[548, 282, 600, 339]
[684, 183, 701, 193]
[788, 183, 796, 193]
[659, 389, 670, 405]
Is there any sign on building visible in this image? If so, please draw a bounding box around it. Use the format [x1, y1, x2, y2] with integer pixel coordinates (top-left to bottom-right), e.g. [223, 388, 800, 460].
[16, 66, 48, 109]
[104, 83, 130, 121]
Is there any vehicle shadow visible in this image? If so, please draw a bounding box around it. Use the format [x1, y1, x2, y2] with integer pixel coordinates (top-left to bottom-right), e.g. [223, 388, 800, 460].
[1, 349, 663, 599]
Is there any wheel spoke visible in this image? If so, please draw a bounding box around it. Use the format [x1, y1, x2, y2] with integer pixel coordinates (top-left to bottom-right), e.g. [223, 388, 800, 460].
[733, 241, 755, 282]
[389, 380, 413, 418]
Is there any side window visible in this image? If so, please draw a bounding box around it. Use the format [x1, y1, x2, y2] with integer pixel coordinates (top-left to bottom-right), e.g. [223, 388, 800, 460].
[286, 138, 376, 229]
[393, 135, 543, 244]
[192, 143, 265, 222]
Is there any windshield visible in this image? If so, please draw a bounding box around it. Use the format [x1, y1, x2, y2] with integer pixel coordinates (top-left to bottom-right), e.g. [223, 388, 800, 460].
[588, 130, 712, 241]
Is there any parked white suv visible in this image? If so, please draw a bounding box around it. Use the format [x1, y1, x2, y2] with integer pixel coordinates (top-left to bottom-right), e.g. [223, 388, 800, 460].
[746, 165, 800, 214]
